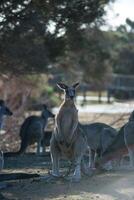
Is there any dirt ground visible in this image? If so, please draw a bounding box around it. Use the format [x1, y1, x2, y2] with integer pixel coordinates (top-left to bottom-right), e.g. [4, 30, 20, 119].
[1, 154, 134, 200]
[0, 154, 134, 200]
[0, 112, 133, 200]
[0, 112, 130, 153]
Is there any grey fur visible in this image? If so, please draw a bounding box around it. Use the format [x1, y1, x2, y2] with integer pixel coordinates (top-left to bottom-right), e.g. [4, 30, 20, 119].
[80, 122, 117, 168]
[101, 111, 134, 168]
[100, 126, 125, 167]
[102, 111, 134, 167]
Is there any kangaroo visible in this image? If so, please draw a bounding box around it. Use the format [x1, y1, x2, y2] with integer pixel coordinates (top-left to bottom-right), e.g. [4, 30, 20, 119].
[50, 82, 88, 182]
[80, 123, 118, 169]
[102, 111, 134, 168]
[0, 100, 13, 169]
[100, 120, 134, 171]
[18, 105, 55, 155]
[100, 126, 124, 163]
[0, 151, 4, 170]
[124, 110, 134, 167]
[0, 99, 13, 130]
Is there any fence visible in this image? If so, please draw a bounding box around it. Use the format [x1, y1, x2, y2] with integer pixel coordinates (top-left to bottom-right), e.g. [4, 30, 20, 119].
[107, 74, 134, 102]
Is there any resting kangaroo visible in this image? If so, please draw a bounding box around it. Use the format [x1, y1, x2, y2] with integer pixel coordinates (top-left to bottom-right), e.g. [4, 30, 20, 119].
[102, 110, 134, 168]
[18, 105, 55, 155]
[50, 83, 88, 182]
[80, 123, 117, 169]
[100, 126, 125, 167]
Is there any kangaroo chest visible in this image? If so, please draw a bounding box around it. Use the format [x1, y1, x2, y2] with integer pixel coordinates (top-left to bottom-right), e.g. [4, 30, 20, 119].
[54, 104, 78, 159]
[56, 106, 78, 133]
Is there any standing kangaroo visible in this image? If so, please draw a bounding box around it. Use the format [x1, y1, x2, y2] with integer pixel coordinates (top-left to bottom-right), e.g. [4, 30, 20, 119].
[50, 83, 88, 182]
[18, 105, 55, 155]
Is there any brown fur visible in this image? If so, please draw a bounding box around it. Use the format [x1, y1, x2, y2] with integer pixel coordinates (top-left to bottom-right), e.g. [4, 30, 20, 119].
[55, 99, 78, 145]
[50, 83, 87, 181]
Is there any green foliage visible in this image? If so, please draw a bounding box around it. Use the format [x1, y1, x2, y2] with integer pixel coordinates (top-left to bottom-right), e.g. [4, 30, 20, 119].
[0, 0, 113, 74]
[53, 27, 112, 86]
[79, 28, 111, 83]
[108, 18, 134, 75]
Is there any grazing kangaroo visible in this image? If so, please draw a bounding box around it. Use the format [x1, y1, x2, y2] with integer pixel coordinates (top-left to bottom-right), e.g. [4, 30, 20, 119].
[50, 82, 88, 182]
[124, 110, 134, 167]
[80, 123, 118, 169]
[18, 105, 55, 155]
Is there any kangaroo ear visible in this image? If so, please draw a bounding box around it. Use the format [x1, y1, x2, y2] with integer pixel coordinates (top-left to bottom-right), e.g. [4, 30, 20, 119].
[73, 82, 79, 89]
[57, 83, 68, 90]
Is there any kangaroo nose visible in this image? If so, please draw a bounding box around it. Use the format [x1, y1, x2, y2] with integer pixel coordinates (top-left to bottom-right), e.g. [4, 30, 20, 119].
[70, 95, 74, 99]
[69, 91, 74, 97]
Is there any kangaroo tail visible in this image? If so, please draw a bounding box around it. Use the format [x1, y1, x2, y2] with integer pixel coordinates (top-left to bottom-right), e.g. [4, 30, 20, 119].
[4, 136, 29, 157]
[4, 140, 28, 157]
[17, 137, 29, 154]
